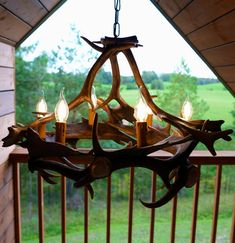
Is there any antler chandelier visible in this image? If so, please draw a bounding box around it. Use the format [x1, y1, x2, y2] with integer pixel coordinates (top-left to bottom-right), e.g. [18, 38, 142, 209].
[2, 0, 233, 208]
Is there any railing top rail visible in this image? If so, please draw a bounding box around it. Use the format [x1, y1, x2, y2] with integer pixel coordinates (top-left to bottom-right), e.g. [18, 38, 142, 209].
[9, 147, 235, 165]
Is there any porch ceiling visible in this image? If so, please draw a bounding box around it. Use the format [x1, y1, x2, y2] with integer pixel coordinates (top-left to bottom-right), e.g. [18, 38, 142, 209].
[151, 0, 235, 96]
[0, 0, 235, 96]
[0, 0, 66, 47]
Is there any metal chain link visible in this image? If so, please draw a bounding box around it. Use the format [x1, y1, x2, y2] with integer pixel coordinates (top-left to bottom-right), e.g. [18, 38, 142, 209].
[113, 0, 121, 37]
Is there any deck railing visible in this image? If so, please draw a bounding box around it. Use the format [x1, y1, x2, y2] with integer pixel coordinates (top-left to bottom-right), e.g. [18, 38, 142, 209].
[9, 148, 235, 243]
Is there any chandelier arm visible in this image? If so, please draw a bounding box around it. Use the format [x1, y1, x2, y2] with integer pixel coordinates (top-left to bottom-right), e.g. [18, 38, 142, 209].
[81, 36, 104, 52]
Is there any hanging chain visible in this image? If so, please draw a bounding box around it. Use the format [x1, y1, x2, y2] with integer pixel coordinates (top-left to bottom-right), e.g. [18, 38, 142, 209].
[113, 0, 121, 38]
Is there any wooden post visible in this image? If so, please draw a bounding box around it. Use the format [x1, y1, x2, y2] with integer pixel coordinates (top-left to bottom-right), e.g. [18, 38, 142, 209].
[146, 114, 153, 127]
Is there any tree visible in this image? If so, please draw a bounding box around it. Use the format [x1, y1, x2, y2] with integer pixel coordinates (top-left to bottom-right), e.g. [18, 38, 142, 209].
[157, 59, 209, 119]
[142, 71, 158, 84]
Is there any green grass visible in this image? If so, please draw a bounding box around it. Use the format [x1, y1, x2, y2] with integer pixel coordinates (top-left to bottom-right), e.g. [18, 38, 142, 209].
[22, 192, 234, 242]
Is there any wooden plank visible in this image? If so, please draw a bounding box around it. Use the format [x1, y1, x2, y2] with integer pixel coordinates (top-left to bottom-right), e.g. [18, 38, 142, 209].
[188, 10, 235, 51]
[0, 219, 15, 243]
[0, 67, 14, 91]
[0, 42, 14, 67]
[0, 0, 47, 26]
[0, 179, 13, 215]
[0, 6, 31, 43]
[0, 91, 14, 116]
[230, 194, 235, 243]
[39, 0, 61, 11]
[202, 42, 235, 67]
[0, 113, 15, 165]
[0, 199, 14, 237]
[158, 0, 192, 18]
[0, 161, 12, 191]
[174, 0, 235, 34]
[215, 65, 235, 82]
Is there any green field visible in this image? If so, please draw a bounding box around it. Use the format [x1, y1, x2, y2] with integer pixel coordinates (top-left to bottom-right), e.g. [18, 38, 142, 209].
[22, 192, 234, 242]
[120, 83, 234, 128]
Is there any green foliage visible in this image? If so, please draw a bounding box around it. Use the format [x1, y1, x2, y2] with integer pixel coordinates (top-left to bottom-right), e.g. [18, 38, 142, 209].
[142, 70, 158, 83]
[157, 59, 209, 119]
[231, 102, 235, 128]
[150, 79, 164, 90]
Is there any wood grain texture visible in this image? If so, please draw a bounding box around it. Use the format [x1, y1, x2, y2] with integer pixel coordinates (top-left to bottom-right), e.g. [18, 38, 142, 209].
[0, 161, 12, 191]
[0, 113, 15, 165]
[0, 179, 13, 215]
[215, 65, 235, 82]
[0, 42, 14, 67]
[0, 0, 47, 26]
[0, 219, 14, 243]
[39, 0, 60, 11]
[0, 6, 31, 43]
[0, 199, 14, 238]
[158, 0, 191, 18]
[174, 0, 235, 34]
[0, 91, 14, 116]
[188, 10, 235, 50]
[202, 42, 235, 67]
[0, 67, 14, 91]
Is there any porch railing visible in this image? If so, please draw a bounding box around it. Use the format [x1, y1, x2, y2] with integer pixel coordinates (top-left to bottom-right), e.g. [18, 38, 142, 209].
[9, 148, 235, 243]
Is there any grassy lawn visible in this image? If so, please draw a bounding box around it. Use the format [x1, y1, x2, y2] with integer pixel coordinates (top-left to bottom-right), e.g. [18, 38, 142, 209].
[22, 192, 234, 242]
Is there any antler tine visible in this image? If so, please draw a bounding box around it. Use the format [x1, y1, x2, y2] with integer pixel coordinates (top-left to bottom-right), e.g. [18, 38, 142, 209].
[81, 36, 103, 52]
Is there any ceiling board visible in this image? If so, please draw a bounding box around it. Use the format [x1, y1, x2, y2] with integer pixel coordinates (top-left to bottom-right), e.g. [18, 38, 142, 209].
[0, 6, 31, 42]
[0, 0, 47, 26]
[188, 10, 235, 51]
[202, 42, 235, 67]
[174, 0, 235, 34]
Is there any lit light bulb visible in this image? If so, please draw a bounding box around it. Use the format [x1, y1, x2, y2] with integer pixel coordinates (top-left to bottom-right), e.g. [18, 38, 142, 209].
[36, 91, 47, 118]
[88, 86, 98, 109]
[181, 99, 193, 121]
[54, 89, 69, 123]
[134, 92, 149, 122]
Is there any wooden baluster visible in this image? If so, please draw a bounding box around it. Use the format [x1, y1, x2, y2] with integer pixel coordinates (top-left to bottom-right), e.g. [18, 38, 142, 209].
[106, 176, 111, 243]
[190, 165, 201, 243]
[149, 172, 157, 243]
[230, 194, 235, 243]
[211, 164, 222, 243]
[84, 186, 89, 243]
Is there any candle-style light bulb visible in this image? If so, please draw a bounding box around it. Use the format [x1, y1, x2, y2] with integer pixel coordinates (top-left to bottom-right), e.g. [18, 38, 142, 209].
[134, 91, 149, 122]
[181, 99, 193, 121]
[36, 91, 47, 113]
[55, 89, 69, 123]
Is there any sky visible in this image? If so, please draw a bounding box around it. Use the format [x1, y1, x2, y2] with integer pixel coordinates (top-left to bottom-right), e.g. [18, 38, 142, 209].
[22, 0, 216, 78]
